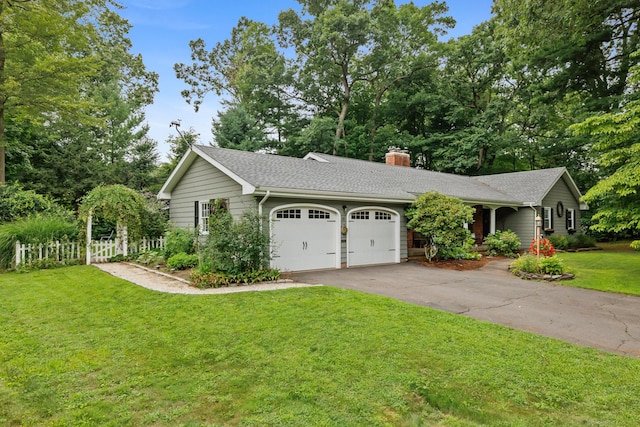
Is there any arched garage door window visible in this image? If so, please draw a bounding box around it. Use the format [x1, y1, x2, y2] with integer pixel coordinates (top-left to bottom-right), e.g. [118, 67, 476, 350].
[270, 204, 341, 272]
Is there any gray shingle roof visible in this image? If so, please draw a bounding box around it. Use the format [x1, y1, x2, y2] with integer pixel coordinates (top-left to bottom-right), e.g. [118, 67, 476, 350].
[473, 167, 568, 205]
[194, 145, 530, 204]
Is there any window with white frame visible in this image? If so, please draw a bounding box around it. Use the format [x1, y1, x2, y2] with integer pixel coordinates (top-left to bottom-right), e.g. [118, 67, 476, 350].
[543, 206, 553, 230]
[566, 208, 576, 230]
[199, 201, 212, 234]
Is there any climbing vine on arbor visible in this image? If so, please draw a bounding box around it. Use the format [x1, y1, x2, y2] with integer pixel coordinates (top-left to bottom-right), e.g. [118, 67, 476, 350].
[79, 184, 148, 241]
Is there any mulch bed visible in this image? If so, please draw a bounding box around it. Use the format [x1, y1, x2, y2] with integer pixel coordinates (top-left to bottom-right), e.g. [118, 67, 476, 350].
[409, 255, 508, 271]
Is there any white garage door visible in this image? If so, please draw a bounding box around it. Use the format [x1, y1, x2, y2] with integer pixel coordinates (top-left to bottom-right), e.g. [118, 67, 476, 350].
[271, 206, 339, 272]
[348, 209, 398, 267]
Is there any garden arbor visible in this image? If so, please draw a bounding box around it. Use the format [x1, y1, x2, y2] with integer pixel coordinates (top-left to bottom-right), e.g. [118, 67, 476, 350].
[79, 185, 146, 264]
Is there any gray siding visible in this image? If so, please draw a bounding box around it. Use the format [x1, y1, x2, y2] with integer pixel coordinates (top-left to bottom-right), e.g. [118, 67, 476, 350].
[541, 176, 582, 237]
[498, 207, 536, 248]
[495, 176, 582, 248]
[262, 197, 408, 263]
[168, 157, 256, 228]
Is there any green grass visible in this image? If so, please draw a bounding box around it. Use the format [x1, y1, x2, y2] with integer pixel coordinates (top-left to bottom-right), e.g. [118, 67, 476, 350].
[2, 266, 640, 426]
[557, 243, 640, 295]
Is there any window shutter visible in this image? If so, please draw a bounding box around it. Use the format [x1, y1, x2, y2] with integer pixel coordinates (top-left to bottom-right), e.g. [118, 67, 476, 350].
[550, 208, 554, 229]
[194, 201, 199, 228]
[566, 211, 570, 229]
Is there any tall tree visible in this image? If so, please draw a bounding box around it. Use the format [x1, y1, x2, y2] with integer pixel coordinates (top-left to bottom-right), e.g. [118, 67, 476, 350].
[212, 105, 267, 152]
[571, 55, 640, 234]
[175, 17, 296, 143]
[3, 0, 158, 203]
[0, 0, 108, 182]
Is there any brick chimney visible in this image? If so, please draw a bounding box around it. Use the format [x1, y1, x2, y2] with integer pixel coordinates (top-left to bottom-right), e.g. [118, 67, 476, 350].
[385, 147, 410, 167]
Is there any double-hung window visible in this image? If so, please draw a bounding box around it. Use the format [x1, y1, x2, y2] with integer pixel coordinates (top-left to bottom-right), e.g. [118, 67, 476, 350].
[566, 208, 576, 231]
[543, 206, 553, 230]
[198, 200, 212, 234]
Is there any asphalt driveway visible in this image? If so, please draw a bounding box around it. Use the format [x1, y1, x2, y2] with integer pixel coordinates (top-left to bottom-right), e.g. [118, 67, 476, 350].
[293, 261, 640, 357]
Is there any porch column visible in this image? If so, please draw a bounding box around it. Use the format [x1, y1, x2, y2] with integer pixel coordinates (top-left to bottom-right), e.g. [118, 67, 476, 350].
[490, 208, 496, 235]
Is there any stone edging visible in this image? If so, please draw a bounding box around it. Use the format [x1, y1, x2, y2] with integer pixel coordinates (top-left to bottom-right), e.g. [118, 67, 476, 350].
[124, 262, 294, 287]
[512, 270, 575, 281]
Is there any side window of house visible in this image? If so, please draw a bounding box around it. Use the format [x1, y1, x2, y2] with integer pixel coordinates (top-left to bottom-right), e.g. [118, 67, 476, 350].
[566, 209, 576, 231]
[199, 201, 212, 234]
[543, 206, 553, 230]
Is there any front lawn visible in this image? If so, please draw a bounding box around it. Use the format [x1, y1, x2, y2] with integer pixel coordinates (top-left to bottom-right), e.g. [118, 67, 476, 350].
[558, 244, 640, 295]
[1, 266, 639, 426]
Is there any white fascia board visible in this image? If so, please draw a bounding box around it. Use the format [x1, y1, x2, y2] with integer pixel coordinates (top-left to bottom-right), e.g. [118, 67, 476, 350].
[302, 153, 329, 162]
[192, 145, 256, 195]
[254, 188, 413, 204]
[157, 148, 198, 199]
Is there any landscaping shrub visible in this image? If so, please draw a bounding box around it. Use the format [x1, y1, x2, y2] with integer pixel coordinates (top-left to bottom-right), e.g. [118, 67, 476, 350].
[438, 237, 481, 260]
[135, 250, 164, 266]
[529, 238, 555, 257]
[631, 240, 640, 251]
[538, 256, 565, 275]
[569, 233, 596, 249]
[510, 254, 539, 274]
[548, 235, 569, 251]
[0, 183, 68, 224]
[0, 214, 78, 269]
[167, 252, 199, 270]
[190, 268, 280, 289]
[406, 191, 474, 261]
[163, 227, 196, 258]
[199, 209, 271, 275]
[510, 254, 566, 275]
[484, 230, 521, 257]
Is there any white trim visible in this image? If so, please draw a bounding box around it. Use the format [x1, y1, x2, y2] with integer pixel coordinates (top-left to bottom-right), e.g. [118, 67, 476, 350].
[269, 203, 342, 270]
[346, 206, 401, 267]
[157, 146, 257, 199]
[303, 153, 329, 162]
[566, 208, 576, 230]
[543, 206, 553, 230]
[198, 200, 212, 235]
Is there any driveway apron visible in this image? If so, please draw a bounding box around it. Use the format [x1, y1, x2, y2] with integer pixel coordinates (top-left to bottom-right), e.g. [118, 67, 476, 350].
[293, 262, 640, 357]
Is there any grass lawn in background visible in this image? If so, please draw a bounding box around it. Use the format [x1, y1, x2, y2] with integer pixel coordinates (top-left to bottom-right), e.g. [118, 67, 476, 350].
[1, 266, 640, 426]
[557, 241, 640, 296]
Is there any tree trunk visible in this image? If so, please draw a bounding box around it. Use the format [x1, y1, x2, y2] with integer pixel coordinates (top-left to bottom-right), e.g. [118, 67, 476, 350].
[334, 99, 349, 155]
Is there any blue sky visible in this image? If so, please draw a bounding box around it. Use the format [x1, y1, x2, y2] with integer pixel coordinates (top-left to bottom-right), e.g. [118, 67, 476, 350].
[118, 0, 494, 160]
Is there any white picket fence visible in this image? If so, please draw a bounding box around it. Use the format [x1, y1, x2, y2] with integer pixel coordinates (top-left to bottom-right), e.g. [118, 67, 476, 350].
[15, 237, 164, 267]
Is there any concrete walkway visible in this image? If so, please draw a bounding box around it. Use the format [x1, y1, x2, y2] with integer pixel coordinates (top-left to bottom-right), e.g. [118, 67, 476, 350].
[293, 261, 640, 357]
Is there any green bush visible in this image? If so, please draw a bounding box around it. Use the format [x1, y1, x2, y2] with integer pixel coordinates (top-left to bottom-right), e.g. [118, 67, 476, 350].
[0, 183, 68, 224]
[484, 230, 521, 257]
[631, 240, 640, 251]
[548, 235, 569, 251]
[509, 254, 539, 274]
[538, 256, 565, 275]
[569, 233, 596, 249]
[406, 191, 474, 261]
[167, 252, 199, 270]
[136, 250, 164, 266]
[510, 254, 566, 275]
[438, 237, 481, 260]
[190, 268, 280, 289]
[164, 227, 196, 258]
[199, 210, 271, 275]
[0, 214, 78, 269]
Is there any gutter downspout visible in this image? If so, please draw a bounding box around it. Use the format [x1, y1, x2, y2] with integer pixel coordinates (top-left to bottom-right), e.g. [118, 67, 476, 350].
[527, 203, 537, 242]
[258, 190, 271, 231]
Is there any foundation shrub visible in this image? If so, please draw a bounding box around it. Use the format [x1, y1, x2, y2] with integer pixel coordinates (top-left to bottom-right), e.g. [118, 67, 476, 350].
[167, 252, 199, 270]
[163, 227, 197, 258]
[484, 230, 521, 257]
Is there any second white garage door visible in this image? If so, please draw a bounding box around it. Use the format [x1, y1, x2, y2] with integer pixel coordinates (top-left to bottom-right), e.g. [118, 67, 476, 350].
[270, 205, 340, 272]
[348, 208, 399, 267]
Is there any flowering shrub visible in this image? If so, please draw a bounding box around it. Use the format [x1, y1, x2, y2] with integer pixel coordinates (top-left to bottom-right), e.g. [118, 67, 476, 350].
[529, 238, 555, 257]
